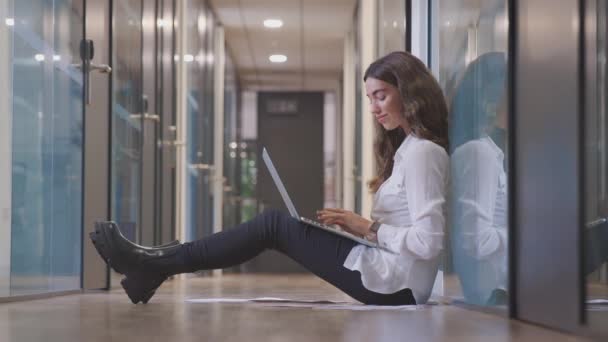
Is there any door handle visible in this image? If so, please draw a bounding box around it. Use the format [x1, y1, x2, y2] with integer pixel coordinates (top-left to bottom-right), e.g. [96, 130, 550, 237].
[77, 39, 112, 105]
[89, 63, 112, 74]
[189, 164, 215, 171]
[158, 125, 183, 148]
[76, 62, 112, 73]
[72, 63, 111, 73]
[586, 217, 608, 229]
[132, 94, 160, 123]
[129, 113, 160, 122]
[158, 140, 185, 148]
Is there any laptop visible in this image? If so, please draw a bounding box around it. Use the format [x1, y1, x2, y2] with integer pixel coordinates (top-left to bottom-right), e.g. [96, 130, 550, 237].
[262, 147, 397, 254]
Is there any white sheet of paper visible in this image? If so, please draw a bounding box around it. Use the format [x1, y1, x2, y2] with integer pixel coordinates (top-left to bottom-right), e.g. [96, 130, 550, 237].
[187, 297, 349, 304]
[186, 297, 423, 311]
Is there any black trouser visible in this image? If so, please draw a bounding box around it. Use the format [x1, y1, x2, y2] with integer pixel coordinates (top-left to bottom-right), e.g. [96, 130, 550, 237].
[178, 209, 416, 306]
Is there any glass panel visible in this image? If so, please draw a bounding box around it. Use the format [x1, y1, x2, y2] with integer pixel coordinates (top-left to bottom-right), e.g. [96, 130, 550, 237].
[8, 0, 83, 295]
[239, 141, 257, 222]
[184, 0, 203, 241]
[184, 0, 214, 242]
[201, 9, 214, 237]
[223, 53, 240, 229]
[431, 0, 509, 310]
[585, 0, 608, 332]
[111, 0, 143, 243]
[378, 0, 406, 56]
[184, 0, 199, 242]
[0, 0, 13, 296]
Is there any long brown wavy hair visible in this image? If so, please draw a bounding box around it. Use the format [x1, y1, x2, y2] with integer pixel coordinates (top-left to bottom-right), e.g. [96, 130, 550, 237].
[364, 51, 448, 193]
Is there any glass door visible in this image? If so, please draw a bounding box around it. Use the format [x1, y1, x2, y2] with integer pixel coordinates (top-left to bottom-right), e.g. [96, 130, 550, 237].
[111, 0, 144, 244]
[585, 0, 608, 335]
[7, 0, 84, 295]
[184, 0, 215, 244]
[222, 53, 240, 230]
[431, 0, 509, 311]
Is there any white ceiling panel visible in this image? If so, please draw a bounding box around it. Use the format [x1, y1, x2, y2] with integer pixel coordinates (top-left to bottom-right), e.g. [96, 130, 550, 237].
[209, 0, 357, 91]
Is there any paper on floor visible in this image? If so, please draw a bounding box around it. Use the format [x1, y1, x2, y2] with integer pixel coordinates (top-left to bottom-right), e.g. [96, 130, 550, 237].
[187, 297, 349, 304]
[186, 297, 424, 311]
[586, 299, 608, 304]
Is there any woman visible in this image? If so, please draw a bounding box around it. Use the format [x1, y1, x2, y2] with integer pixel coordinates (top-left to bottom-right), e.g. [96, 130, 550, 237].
[449, 52, 508, 306]
[91, 51, 449, 306]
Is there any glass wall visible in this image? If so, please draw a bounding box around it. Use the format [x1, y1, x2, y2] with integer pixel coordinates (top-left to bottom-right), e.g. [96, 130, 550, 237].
[223, 52, 241, 229]
[377, 0, 406, 56]
[585, 0, 608, 333]
[184, 0, 216, 243]
[238, 92, 258, 223]
[5, 0, 84, 296]
[431, 0, 509, 310]
[111, 0, 143, 243]
[0, 0, 13, 297]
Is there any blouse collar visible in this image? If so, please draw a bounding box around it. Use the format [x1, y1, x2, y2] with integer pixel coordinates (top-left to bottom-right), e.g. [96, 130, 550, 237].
[394, 134, 416, 162]
[483, 135, 504, 161]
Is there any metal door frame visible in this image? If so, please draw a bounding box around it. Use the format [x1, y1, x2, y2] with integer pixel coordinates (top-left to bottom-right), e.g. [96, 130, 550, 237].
[158, 0, 177, 245]
[82, 0, 112, 290]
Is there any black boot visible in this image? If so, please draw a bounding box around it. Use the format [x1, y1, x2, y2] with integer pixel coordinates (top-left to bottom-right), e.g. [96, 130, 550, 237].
[90, 221, 185, 304]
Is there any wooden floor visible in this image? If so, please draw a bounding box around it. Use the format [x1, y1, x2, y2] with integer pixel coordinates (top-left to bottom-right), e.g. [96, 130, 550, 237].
[0, 274, 592, 342]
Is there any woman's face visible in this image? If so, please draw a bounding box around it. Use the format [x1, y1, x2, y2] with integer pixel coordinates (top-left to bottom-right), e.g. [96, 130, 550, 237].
[365, 77, 407, 132]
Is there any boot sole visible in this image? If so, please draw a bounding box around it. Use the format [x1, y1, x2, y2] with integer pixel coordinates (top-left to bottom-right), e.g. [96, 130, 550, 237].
[121, 277, 155, 304]
[90, 223, 164, 304]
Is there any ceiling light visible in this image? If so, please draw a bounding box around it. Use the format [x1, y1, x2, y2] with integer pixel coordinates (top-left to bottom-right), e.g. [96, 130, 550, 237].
[264, 19, 283, 28]
[34, 54, 45, 62]
[5, 18, 14, 26]
[269, 54, 287, 63]
[183, 54, 194, 62]
[53, 55, 61, 61]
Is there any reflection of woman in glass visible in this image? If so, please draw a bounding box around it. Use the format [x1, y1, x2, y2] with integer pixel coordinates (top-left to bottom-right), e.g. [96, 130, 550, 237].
[450, 52, 508, 306]
[91, 51, 449, 306]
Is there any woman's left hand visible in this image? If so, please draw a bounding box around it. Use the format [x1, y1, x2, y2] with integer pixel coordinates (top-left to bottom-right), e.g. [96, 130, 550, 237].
[316, 208, 373, 237]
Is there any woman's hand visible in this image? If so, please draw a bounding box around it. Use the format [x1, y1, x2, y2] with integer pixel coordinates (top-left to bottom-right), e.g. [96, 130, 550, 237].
[316, 208, 373, 237]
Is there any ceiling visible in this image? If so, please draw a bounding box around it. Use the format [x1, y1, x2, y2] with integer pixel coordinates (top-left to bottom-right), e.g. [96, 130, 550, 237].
[208, 0, 357, 91]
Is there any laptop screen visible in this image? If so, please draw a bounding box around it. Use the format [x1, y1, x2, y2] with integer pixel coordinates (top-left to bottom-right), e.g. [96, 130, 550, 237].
[262, 148, 299, 218]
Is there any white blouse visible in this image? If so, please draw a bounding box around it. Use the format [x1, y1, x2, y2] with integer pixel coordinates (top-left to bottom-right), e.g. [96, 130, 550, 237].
[450, 137, 507, 304]
[343, 134, 449, 304]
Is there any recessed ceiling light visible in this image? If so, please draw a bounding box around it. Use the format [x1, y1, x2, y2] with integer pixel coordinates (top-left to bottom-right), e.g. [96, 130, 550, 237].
[5, 18, 14, 26]
[264, 19, 283, 28]
[34, 54, 45, 62]
[269, 54, 287, 63]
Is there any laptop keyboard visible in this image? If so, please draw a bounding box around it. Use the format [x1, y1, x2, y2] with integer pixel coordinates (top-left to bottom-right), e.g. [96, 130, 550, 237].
[301, 217, 331, 229]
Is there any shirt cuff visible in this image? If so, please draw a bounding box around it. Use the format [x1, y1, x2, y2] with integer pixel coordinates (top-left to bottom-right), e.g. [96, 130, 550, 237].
[376, 223, 399, 251]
